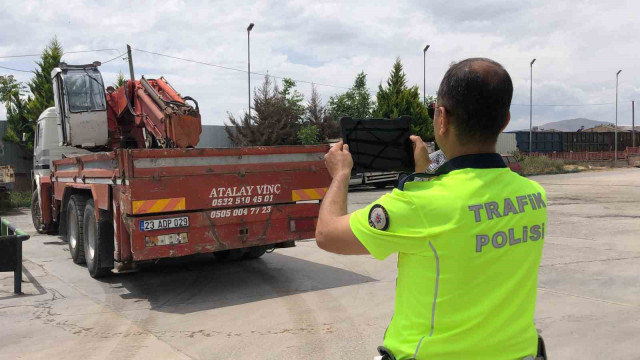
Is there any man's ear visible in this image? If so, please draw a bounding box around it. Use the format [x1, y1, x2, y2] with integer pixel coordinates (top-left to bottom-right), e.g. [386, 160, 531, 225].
[439, 108, 449, 136]
[499, 111, 511, 133]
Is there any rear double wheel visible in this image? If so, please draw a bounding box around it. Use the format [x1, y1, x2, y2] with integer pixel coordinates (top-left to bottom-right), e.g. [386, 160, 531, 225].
[67, 195, 88, 264]
[83, 199, 114, 278]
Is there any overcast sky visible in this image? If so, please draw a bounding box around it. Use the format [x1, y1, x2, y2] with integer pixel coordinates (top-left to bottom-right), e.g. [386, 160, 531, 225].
[1, 0, 639, 131]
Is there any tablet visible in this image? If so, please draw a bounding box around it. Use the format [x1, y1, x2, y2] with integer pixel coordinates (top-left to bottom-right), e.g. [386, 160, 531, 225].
[340, 116, 415, 173]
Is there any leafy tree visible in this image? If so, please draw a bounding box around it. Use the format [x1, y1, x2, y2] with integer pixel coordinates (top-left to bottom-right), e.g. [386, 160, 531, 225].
[304, 85, 339, 142]
[297, 124, 320, 145]
[0, 75, 33, 149]
[225, 75, 299, 146]
[328, 71, 374, 120]
[27, 38, 63, 124]
[280, 78, 305, 121]
[0, 38, 63, 151]
[374, 58, 433, 141]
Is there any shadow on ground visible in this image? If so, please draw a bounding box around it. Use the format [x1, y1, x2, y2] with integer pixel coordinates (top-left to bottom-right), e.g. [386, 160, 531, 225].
[101, 252, 376, 315]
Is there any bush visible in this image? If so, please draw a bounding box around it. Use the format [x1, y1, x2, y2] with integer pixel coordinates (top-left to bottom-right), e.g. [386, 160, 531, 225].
[9, 191, 31, 208]
[520, 156, 565, 176]
[297, 124, 320, 145]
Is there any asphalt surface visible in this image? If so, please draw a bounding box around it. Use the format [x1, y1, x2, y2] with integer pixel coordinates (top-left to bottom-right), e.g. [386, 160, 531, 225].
[1, 168, 639, 359]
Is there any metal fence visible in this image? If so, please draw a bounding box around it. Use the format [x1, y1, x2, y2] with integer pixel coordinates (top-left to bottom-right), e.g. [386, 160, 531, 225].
[0, 217, 30, 294]
[529, 147, 640, 161]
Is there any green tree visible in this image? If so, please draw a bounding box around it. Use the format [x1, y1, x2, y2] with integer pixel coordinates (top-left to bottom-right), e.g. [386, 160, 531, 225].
[297, 124, 320, 145]
[225, 75, 299, 146]
[373, 58, 433, 141]
[304, 85, 339, 142]
[327, 71, 374, 120]
[113, 71, 125, 89]
[27, 38, 63, 124]
[0, 75, 33, 149]
[280, 78, 305, 121]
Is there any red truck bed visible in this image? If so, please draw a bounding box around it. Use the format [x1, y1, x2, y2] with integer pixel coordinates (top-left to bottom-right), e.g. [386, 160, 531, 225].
[48, 145, 330, 265]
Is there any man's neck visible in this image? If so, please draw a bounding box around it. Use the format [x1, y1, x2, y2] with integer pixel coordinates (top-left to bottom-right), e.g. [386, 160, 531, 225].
[444, 144, 497, 160]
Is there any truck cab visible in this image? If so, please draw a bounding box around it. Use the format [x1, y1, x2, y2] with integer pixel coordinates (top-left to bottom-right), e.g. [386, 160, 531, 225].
[33, 107, 92, 178]
[32, 107, 92, 233]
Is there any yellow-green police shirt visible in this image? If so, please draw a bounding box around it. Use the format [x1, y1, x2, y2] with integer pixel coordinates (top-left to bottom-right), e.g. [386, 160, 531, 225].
[350, 154, 547, 360]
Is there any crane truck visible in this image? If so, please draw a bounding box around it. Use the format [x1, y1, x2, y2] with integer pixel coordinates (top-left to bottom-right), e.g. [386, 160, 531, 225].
[32, 60, 330, 278]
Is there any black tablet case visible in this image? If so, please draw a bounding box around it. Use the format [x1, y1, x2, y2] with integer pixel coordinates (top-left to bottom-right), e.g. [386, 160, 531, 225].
[340, 116, 414, 173]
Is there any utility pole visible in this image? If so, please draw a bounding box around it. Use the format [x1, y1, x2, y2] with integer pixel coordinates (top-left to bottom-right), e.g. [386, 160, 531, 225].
[126, 44, 135, 82]
[423, 45, 430, 105]
[615, 70, 621, 167]
[633, 100, 636, 148]
[247, 23, 254, 117]
[529, 58, 536, 155]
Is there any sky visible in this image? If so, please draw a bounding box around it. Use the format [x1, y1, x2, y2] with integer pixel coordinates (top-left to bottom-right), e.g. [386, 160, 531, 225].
[1, 0, 639, 131]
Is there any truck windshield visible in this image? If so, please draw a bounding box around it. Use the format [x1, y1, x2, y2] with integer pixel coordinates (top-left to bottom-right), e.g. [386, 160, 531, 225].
[64, 69, 106, 112]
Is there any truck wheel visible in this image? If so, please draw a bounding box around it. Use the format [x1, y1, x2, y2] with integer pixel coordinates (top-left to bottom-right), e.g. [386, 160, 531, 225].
[243, 246, 267, 259]
[31, 190, 46, 234]
[83, 199, 113, 278]
[214, 249, 245, 261]
[67, 195, 88, 264]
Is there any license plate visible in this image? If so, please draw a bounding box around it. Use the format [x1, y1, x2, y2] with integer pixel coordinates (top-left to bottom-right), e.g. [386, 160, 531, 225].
[139, 216, 189, 232]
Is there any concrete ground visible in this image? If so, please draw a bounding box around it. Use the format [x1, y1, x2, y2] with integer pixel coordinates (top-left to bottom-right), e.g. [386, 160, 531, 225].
[1, 168, 639, 359]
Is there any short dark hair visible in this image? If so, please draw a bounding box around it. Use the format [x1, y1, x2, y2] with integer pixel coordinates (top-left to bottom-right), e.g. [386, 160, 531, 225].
[437, 58, 513, 144]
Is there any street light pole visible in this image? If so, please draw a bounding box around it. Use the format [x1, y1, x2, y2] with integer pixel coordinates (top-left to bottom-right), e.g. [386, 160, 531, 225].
[247, 23, 254, 118]
[529, 58, 536, 155]
[615, 69, 621, 166]
[633, 100, 636, 148]
[423, 45, 430, 105]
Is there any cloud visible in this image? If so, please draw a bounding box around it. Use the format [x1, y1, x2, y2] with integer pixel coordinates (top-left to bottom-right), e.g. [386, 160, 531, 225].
[0, 0, 638, 132]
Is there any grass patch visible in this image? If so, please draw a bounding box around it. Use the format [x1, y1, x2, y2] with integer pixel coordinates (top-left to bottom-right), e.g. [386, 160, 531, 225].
[520, 156, 566, 176]
[8, 191, 31, 209]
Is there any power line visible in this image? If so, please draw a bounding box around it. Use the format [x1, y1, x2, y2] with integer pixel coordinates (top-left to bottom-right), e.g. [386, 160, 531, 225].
[0, 51, 127, 74]
[133, 48, 351, 90]
[0, 64, 32, 73]
[102, 52, 128, 65]
[512, 102, 615, 107]
[0, 48, 120, 59]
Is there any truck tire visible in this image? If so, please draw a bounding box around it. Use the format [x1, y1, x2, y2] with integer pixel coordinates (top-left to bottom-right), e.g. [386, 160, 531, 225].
[31, 190, 46, 234]
[83, 199, 113, 278]
[243, 246, 267, 259]
[67, 195, 88, 264]
[213, 249, 245, 261]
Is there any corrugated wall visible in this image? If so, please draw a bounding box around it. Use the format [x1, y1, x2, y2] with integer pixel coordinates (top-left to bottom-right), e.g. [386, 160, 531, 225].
[496, 133, 517, 154]
[0, 121, 33, 191]
[197, 125, 237, 148]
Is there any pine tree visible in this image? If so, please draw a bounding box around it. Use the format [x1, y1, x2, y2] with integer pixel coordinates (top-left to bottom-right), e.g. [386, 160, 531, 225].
[113, 71, 125, 89]
[27, 37, 63, 123]
[225, 75, 299, 146]
[304, 85, 338, 142]
[374, 57, 433, 141]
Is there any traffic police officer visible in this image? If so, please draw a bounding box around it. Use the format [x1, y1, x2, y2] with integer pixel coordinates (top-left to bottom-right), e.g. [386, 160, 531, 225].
[316, 58, 547, 360]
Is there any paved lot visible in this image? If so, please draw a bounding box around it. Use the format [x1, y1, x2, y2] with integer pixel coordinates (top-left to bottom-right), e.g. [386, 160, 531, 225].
[1, 168, 639, 359]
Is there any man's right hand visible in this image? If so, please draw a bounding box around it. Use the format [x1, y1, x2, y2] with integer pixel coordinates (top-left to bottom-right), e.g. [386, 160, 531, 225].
[410, 135, 431, 173]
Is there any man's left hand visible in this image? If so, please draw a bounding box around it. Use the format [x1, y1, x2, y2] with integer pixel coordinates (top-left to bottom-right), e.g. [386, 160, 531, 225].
[325, 141, 353, 179]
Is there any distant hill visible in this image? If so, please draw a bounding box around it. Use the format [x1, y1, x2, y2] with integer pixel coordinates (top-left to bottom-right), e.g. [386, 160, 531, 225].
[533, 118, 612, 132]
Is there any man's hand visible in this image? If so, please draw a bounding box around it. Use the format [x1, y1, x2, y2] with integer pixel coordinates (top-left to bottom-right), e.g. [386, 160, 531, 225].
[325, 141, 353, 179]
[410, 135, 432, 173]
[316, 141, 369, 256]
